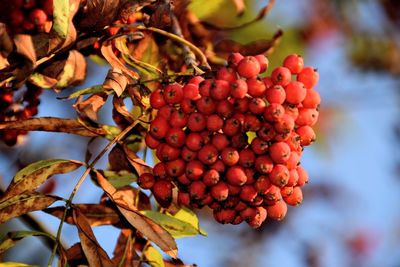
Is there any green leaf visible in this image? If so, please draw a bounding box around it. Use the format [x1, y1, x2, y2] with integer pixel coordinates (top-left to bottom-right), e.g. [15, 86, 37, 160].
[0, 193, 60, 223]
[102, 125, 122, 140]
[28, 73, 57, 89]
[141, 210, 205, 238]
[0, 263, 39, 267]
[143, 245, 164, 267]
[0, 231, 55, 254]
[58, 85, 106, 100]
[103, 170, 137, 189]
[173, 207, 207, 236]
[53, 0, 70, 39]
[1, 159, 83, 201]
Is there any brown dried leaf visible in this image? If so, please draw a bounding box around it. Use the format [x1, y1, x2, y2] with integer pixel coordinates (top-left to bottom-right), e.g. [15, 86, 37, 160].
[150, 2, 173, 29]
[0, 117, 107, 137]
[74, 93, 108, 121]
[95, 171, 178, 258]
[112, 229, 140, 267]
[103, 68, 129, 97]
[113, 96, 135, 123]
[73, 208, 114, 267]
[0, 23, 13, 70]
[45, 204, 120, 227]
[0, 193, 60, 224]
[66, 243, 88, 266]
[214, 29, 283, 56]
[1, 159, 83, 201]
[122, 144, 152, 176]
[55, 50, 87, 88]
[14, 34, 36, 65]
[75, 0, 122, 31]
[108, 145, 132, 172]
[101, 42, 138, 80]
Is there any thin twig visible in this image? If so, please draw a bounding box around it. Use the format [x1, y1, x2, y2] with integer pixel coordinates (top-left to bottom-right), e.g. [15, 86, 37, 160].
[47, 118, 143, 266]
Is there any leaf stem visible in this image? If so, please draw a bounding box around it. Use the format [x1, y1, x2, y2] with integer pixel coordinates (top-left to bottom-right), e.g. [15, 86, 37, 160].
[47, 118, 142, 266]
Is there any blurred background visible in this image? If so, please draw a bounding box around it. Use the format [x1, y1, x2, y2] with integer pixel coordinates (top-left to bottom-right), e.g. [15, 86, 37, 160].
[1, 0, 400, 266]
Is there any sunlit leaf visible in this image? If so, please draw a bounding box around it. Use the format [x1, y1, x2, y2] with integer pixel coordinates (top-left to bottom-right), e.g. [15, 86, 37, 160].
[173, 207, 207, 236]
[74, 93, 108, 121]
[28, 73, 58, 89]
[0, 263, 39, 267]
[143, 245, 165, 267]
[58, 85, 106, 100]
[122, 144, 152, 176]
[53, 0, 70, 39]
[0, 231, 55, 254]
[103, 170, 137, 189]
[1, 159, 83, 201]
[55, 50, 87, 89]
[0, 193, 60, 224]
[73, 208, 114, 267]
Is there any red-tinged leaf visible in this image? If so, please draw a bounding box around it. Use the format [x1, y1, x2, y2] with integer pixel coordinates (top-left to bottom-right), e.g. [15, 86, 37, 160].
[0, 117, 107, 137]
[66, 243, 88, 266]
[1, 159, 83, 201]
[112, 229, 140, 267]
[122, 144, 152, 176]
[73, 93, 108, 121]
[0, 193, 60, 224]
[103, 68, 129, 97]
[95, 171, 178, 258]
[73, 208, 114, 267]
[28, 73, 58, 89]
[45, 204, 120, 227]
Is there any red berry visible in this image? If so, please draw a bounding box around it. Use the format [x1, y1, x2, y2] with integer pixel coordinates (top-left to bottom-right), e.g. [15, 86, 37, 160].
[211, 133, 230, 151]
[150, 89, 166, 109]
[239, 185, 258, 203]
[181, 146, 197, 162]
[210, 80, 230, 100]
[228, 52, 244, 67]
[206, 114, 224, 131]
[188, 112, 206, 132]
[197, 144, 218, 165]
[274, 114, 295, 134]
[189, 76, 205, 85]
[165, 127, 186, 147]
[231, 134, 248, 150]
[163, 83, 184, 104]
[269, 164, 290, 187]
[226, 166, 247, 186]
[177, 174, 191, 185]
[296, 165, 309, 186]
[296, 125, 316, 146]
[251, 138, 269, 155]
[221, 147, 239, 166]
[138, 173, 155, 189]
[283, 54, 304, 74]
[285, 81, 307, 105]
[42, 0, 53, 16]
[266, 200, 287, 221]
[271, 67, 291, 86]
[246, 78, 266, 97]
[265, 85, 286, 104]
[223, 118, 241, 136]
[247, 206, 267, 228]
[9, 9, 24, 26]
[152, 180, 173, 207]
[249, 97, 267, 114]
[233, 97, 249, 113]
[254, 54, 269, 73]
[185, 132, 204, 151]
[269, 142, 291, 164]
[150, 117, 169, 139]
[186, 160, 204, 180]
[145, 133, 161, 149]
[263, 103, 285, 122]
[153, 162, 167, 180]
[181, 98, 196, 113]
[29, 9, 48, 26]
[199, 79, 213, 97]
[159, 144, 180, 161]
[183, 83, 200, 100]
[255, 176, 271, 195]
[178, 192, 191, 206]
[283, 186, 303, 206]
[189, 181, 207, 200]
[257, 123, 276, 141]
[203, 169, 220, 186]
[196, 96, 216, 115]
[243, 114, 261, 131]
[287, 169, 299, 187]
[216, 100, 234, 118]
[210, 160, 226, 173]
[302, 89, 321, 109]
[158, 105, 174, 120]
[213, 209, 236, 224]
[297, 67, 319, 89]
[210, 182, 229, 201]
[237, 56, 261, 78]
[239, 148, 256, 168]
[255, 155, 274, 174]
[169, 110, 188, 128]
[295, 108, 319, 126]
[230, 79, 248, 99]
[217, 67, 237, 82]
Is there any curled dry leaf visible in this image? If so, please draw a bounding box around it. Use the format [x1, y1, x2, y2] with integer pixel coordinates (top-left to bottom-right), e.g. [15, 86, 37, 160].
[45, 204, 120, 227]
[1, 159, 83, 201]
[0, 117, 107, 137]
[73, 208, 114, 267]
[122, 144, 152, 176]
[215, 29, 283, 56]
[104, 68, 129, 97]
[95, 170, 178, 258]
[74, 93, 108, 121]
[0, 193, 60, 224]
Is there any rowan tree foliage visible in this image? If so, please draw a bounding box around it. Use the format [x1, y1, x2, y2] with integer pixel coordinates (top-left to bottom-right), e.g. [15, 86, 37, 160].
[0, 0, 322, 266]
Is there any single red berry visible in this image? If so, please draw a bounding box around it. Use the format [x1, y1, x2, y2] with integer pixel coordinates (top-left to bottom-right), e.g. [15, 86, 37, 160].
[237, 56, 261, 78]
[197, 144, 218, 165]
[263, 103, 285, 122]
[216, 100, 234, 118]
[254, 54, 269, 73]
[283, 186, 303, 206]
[199, 79, 213, 97]
[271, 67, 291, 86]
[159, 144, 180, 161]
[177, 174, 191, 185]
[269, 142, 291, 164]
[163, 83, 184, 104]
[244, 168, 256, 184]
[247, 206, 267, 228]
[262, 76, 274, 89]
[203, 169, 220, 186]
[181, 98, 196, 113]
[296, 125, 316, 146]
[153, 162, 167, 180]
[210, 182, 229, 201]
[149, 117, 169, 139]
[169, 110, 188, 128]
[297, 67, 319, 89]
[210, 80, 230, 100]
[189, 76, 205, 85]
[266, 200, 287, 220]
[213, 209, 236, 224]
[29, 8, 48, 26]
[251, 138, 269, 155]
[226, 166, 247, 186]
[285, 81, 307, 105]
[247, 78, 266, 97]
[230, 79, 248, 99]
[150, 89, 166, 109]
[255, 176, 272, 195]
[285, 152, 300, 170]
[158, 105, 175, 120]
[145, 133, 161, 149]
[227, 184, 242, 196]
[165, 127, 186, 147]
[243, 114, 261, 131]
[231, 134, 248, 150]
[223, 118, 241, 136]
[257, 123, 276, 141]
[283, 54, 304, 74]
[183, 83, 200, 100]
[281, 186, 294, 198]
[287, 169, 299, 187]
[206, 114, 224, 131]
[210, 160, 226, 173]
[181, 146, 197, 162]
[265, 85, 286, 104]
[185, 132, 204, 151]
[240, 207, 257, 221]
[295, 108, 319, 126]
[255, 155, 274, 174]
[189, 181, 207, 200]
[264, 184, 282, 203]
[239, 185, 258, 203]
[9, 9, 24, 26]
[296, 165, 309, 186]
[249, 97, 267, 114]
[269, 164, 290, 187]
[233, 97, 249, 113]
[239, 148, 256, 168]
[217, 67, 237, 82]
[186, 160, 205, 180]
[221, 147, 239, 166]
[228, 52, 244, 67]
[196, 96, 215, 115]
[153, 181, 173, 207]
[211, 133, 230, 151]
[178, 192, 191, 206]
[274, 114, 295, 134]
[138, 173, 155, 189]
[284, 104, 299, 121]
[188, 112, 206, 132]
[302, 89, 321, 109]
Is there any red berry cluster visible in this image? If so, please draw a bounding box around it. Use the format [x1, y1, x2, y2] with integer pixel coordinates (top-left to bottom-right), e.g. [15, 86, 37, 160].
[0, 86, 41, 146]
[140, 53, 320, 228]
[1, 0, 53, 34]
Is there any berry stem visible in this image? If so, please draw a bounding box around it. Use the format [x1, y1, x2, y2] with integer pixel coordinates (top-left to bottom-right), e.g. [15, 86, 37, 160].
[47, 116, 145, 266]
